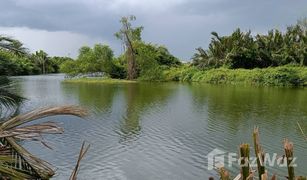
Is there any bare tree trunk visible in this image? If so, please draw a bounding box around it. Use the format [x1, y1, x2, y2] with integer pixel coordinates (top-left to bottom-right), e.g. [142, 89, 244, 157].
[124, 29, 137, 80]
[126, 45, 137, 80]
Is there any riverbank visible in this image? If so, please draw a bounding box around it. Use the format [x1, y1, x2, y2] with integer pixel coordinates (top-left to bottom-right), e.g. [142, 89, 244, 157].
[164, 65, 307, 86]
[63, 66, 307, 87]
[63, 77, 137, 84]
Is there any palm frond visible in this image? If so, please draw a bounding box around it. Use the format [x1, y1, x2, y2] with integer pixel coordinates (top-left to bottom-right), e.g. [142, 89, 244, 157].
[1, 105, 88, 130]
[0, 105, 88, 179]
[0, 35, 28, 56]
[69, 141, 90, 180]
[0, 166, 33, 180]
[0, 153, 34, 180]
[4, 137, 55, 179]
[0, 76, 25, 112]
[0, 122, 63, 139]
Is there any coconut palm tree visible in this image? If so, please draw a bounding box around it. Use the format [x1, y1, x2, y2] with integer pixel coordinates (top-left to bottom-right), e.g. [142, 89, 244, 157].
[0, 35, 28, 56]
[34, 50, 49, 74]
[0, 76, 24, 115]
[0, 36, 27, 113]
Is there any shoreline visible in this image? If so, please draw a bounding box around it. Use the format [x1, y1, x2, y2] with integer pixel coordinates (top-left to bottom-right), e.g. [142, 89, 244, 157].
[63, 66, 307, 87]
[63, 77, 137, 84]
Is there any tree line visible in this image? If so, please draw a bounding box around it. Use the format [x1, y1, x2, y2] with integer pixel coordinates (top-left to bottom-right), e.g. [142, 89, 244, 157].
[0, 36, 72, 76]
[1, 17, 306, 80]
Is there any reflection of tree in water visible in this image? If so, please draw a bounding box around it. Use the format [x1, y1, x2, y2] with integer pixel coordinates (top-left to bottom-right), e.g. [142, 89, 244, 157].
[189, 83, 307, 175]
[119, 83, 175, 142]
[62, 83, 118, 114]
[62, 82, 175, 142]
[189, 83, 307, 134]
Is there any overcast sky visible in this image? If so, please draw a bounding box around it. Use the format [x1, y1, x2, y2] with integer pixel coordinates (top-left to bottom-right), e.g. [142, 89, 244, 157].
[0, 0, 306, 60]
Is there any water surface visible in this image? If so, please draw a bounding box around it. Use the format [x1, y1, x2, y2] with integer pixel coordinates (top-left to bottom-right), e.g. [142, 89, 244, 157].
[13, 75, 307, 179]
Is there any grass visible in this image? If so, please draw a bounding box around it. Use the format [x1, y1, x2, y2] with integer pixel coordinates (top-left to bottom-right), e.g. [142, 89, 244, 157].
[163, 65, 307, 86]
[63, 77, 137, 84]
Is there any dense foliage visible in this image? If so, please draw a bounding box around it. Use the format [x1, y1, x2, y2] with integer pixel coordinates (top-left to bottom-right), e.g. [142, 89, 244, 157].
[1, 16, 307, 87]
[60, 44, 125, 78]
[192, 19, 307, 69]
[164, 65, 307, 86]
[133, 42, 181, 80]
[0, 36, 71, 75]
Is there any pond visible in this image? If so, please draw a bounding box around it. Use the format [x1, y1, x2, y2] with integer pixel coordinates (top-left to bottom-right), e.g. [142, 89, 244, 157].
[13, 74, 307, 179]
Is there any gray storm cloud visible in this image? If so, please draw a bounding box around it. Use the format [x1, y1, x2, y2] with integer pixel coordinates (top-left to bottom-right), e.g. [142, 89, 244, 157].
[0, 0, 306, 60]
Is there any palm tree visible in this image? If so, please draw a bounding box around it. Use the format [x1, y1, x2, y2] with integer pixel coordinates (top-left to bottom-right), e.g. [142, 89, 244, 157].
[34, 50, 49, 74]
[0, 35, 28, 56]
[0, 36, 27, 115]
[0, 76, 24, 115]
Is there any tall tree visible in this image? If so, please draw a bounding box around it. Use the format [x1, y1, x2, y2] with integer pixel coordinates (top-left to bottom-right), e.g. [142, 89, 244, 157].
[115, 15, 143, 80]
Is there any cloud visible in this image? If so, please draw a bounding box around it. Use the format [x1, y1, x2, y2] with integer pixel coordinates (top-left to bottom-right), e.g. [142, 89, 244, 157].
[0, 0, 306, 60]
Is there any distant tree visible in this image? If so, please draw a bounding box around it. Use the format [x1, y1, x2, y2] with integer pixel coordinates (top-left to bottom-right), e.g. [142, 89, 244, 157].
[115, 15, 143, 80]
[297, 17, 307, 32]
[49, 56, 74, 73]
[93, 44, 114, 74]
[34, 50, 49, 74]
[60, 44, 119, 77]
[60, 60, 79, 75]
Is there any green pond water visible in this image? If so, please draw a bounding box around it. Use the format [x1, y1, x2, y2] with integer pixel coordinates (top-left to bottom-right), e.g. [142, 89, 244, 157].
[13, 74, 307, 179]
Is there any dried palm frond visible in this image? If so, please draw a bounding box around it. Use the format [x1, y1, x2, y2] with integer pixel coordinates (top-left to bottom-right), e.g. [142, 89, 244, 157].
[4, 137, 55, 179]
[297, 122, 307, 142]
[69, 141, 90, 180]
[0, 105, 88, 179]
[0, 166, 33, 180]
[0, 122, 65, 150]
[0, 122, 63, 139]
[0, 147, 34, 180]
[1, 105, 88, 130]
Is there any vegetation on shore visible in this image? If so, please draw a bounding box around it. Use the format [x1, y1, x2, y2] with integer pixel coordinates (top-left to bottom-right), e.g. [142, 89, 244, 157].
[63, 65, 307, 86]
[1, 16, 307, 87]
[61, 16, 307, 86]
[164, 65, 307, 86]
[1, 35, 72, 76]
